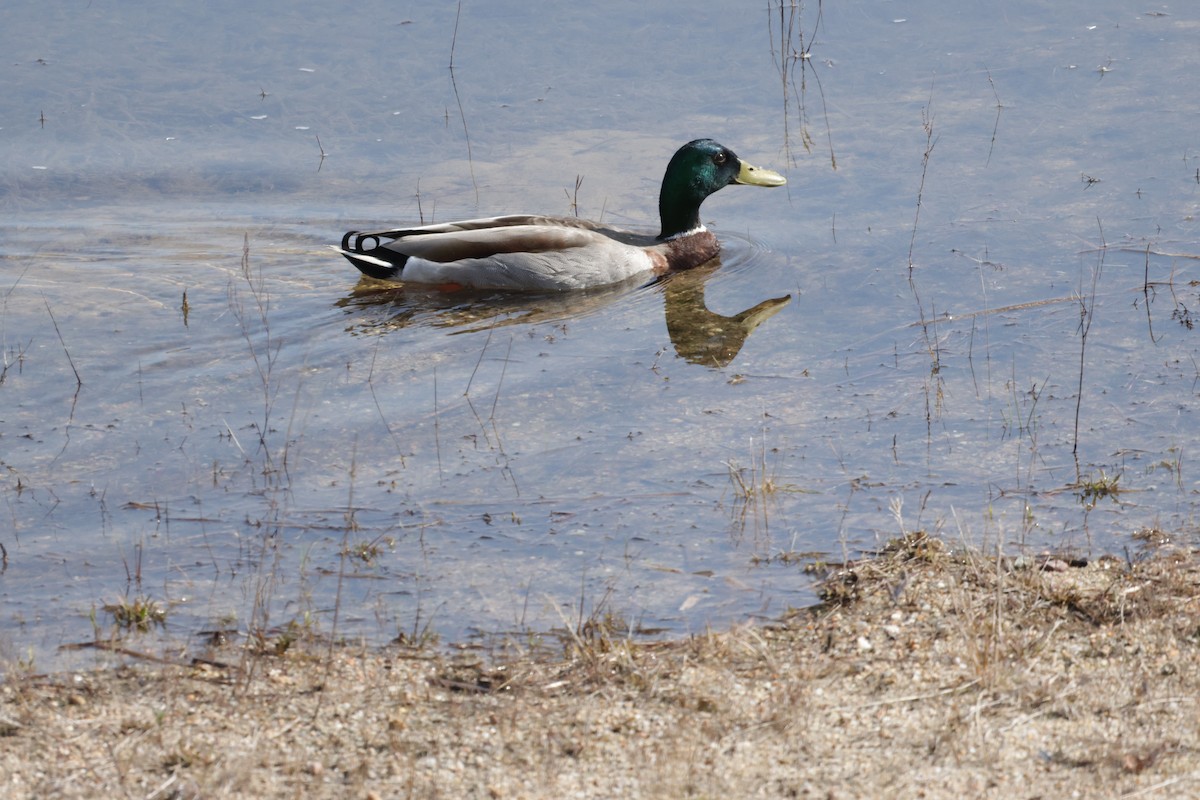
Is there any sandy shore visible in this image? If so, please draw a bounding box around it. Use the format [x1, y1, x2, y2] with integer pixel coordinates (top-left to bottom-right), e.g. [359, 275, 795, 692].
[2, 533, 1198, 799]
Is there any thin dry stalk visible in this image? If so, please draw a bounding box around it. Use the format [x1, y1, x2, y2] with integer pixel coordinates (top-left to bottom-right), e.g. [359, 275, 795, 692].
[317, 438, 360, 716]
[565, 175, 584, 217]
[229, 233, 283, 470]
[1073, 218, 1106, 461]
[768, 0, 835, 171]
[447, 0, 478, 203]
[984, 69, 1004, 167]
[42, 296, 82, 390]
[907, 85, 938, 277]
[433, 366, 443, 483]
[367, 340, 407, 468]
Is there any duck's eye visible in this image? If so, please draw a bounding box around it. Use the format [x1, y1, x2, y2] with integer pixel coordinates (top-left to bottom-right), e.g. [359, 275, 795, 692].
[713, 152, 727, 165]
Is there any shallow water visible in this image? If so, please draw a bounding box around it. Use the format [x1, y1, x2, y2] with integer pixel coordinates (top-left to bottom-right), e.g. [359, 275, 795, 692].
[2, 1, 1198, 672]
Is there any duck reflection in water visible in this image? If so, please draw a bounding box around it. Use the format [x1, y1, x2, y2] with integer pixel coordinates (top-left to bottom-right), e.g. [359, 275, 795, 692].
[337, 255, 789, 369]
[657, 258, 789, 368]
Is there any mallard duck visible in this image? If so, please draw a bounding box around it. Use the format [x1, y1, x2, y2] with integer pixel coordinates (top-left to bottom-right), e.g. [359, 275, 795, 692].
[335, 139, 785, 291]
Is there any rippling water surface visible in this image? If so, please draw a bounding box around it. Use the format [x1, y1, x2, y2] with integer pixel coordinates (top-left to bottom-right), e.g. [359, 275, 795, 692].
[2, 1, 1198, 671]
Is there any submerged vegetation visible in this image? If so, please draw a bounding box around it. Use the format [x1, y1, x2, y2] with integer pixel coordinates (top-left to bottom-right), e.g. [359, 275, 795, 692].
[99, 596, 167, 633]
[1076, 469, 1123, 508]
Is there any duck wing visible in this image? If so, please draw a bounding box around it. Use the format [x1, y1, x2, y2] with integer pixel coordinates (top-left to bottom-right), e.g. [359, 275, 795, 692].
[387, 223, 607, 263]
[338, 215, 661, 290]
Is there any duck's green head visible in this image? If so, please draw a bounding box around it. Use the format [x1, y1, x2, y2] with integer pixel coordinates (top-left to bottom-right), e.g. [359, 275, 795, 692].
[657, 139, 786, 240]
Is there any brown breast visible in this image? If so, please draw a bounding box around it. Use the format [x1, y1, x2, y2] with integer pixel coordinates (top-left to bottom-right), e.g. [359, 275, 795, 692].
[658, 231, 720, 273]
